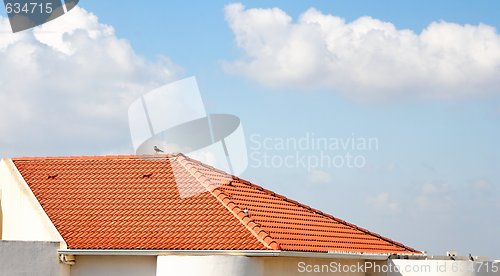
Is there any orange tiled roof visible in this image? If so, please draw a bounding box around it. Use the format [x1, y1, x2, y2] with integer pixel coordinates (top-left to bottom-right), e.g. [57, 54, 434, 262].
[12, 154, 420, 254]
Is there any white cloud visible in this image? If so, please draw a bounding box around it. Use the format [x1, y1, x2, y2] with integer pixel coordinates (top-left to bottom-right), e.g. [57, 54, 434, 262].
[386, 162, 397, 172]
[367, 192, 400, 213]
[415, 182, 453, 210]
[307, 169, 332, 184]
[224, 3, 500, 101]
[470, 178, 492, 191]
[0, 8, 181, 156]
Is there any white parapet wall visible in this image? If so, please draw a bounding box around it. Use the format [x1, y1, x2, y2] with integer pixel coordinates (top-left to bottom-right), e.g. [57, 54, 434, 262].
[0, 241, 69, 276]
[70, 255, 157, 276]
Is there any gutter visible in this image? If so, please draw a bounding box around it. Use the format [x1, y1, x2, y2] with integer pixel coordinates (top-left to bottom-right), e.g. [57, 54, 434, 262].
[58, 249, 421, 260]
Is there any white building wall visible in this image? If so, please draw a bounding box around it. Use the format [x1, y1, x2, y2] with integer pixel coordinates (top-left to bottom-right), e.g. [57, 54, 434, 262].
[71, 255, 156, 276]
[388, 259, 500, 276]
[156, 255, 262, 276]
[156, 255, 369, 276]
[0, 159, 65, 244]
[261, 257, 367, 276]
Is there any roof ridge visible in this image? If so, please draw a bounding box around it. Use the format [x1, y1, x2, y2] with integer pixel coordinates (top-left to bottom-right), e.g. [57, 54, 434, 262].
[12, 154, 181, 161]
[230, 176, 421, 254]
[175, 154, 281, 251]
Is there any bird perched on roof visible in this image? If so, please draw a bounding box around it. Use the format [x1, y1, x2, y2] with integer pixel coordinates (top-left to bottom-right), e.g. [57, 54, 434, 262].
[154, 146, 164, 153]
[469, 254, 474, 261]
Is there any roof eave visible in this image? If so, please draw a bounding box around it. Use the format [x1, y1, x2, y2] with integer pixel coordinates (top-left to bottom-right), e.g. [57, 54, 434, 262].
[58, 249, 425, 260]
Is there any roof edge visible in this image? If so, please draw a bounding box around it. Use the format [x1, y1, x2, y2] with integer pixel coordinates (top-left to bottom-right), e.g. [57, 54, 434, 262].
[58, 249, 417, 260]
[176, 154, 281, 251]
[12, 153, 180, 161]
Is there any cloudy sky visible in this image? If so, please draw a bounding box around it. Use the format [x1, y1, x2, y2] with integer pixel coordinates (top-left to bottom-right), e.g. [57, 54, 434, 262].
[1, 0, 499, 258]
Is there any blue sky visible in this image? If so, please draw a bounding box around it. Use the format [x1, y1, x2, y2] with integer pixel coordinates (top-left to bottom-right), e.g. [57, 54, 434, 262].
[1, 0, 500, 258]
